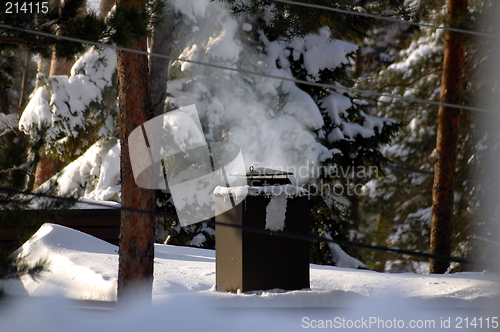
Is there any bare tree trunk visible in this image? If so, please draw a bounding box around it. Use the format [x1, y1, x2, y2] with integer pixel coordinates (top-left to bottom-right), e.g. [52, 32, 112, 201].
[34, 0, 87, 187]
[116, 0, 155, 301]
[0, 88, 9, 114]
[34, 3, 53, 90]
[18, 49, 31, 116]
[49, 0, 86, 76]
[49, 55, 74, 76]
[150, 3, 175, 116]
[430, 0, 467, 274]
[354, 53, 362, 78]
[33, 148, 65, 187]
[100, 0, 115, 18]
[349, 193, 360, 229]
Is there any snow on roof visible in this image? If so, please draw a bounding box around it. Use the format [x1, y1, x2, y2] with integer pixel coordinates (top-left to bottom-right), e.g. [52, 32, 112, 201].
[214, 185, 309, 200]
[71, 198, 120, 209]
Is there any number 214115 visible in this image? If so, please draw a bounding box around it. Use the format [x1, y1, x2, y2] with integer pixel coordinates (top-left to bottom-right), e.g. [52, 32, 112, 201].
[5, 2, 49, 14]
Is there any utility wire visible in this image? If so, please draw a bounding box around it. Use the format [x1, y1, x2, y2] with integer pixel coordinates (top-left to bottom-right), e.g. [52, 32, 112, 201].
[0, 186, 484, 266]
[0, 23, 498, 115]
[0, 186, 176, 219]
[272, 0, 500, 39]
[0, 25, 488, 263]
[0, 7, 491, 269]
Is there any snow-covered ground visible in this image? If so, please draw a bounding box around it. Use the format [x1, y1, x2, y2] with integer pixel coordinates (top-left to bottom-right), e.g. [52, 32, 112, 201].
[1, 223, 499, 331]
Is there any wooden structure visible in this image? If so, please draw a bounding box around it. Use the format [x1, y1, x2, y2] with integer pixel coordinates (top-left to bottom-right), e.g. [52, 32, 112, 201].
[0, 209, 120, 253]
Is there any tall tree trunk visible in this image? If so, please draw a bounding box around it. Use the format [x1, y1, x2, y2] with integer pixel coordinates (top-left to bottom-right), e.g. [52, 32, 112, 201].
[33, 148, 65, 187]
[34, 0, 87, 187]
[0, 89, 9, 114]
[49, 0, 86, 76]
[150, 3, 175, 116]
[49, 55, 74, 76]
[34, 3, 53, 90]
[18, 49, 31, 116]
[116, 0, 155, 301]
[100, 0, 115, 18]
[430, 0, 467, 274]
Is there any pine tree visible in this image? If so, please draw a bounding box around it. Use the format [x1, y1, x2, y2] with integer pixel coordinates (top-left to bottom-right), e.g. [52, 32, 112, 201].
[1, 0, 165, 291]
[114, 0, 167, 301]
[430, 0, 468, 274]
[357, 17, 446, 271]
[20, 47, 119, 166]
[357, 0, 491, 272]
[159, 0, 400, 266]
[34, 0, 88, 189]
[150, 1, 175, 116]
[0, 114, 77, 281]
[2, 0, 165, 184]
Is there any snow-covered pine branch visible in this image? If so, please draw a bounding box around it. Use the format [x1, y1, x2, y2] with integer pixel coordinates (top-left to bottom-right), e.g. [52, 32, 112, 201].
[19, 48, 118, 162]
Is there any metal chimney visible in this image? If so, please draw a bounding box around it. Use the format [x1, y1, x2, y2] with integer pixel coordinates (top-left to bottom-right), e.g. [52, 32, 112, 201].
[215, 166, 310, 293]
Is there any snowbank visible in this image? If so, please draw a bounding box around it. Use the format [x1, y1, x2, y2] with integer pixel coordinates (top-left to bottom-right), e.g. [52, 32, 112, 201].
[2, 223, 499, 303]
[0, 224, 499, 331]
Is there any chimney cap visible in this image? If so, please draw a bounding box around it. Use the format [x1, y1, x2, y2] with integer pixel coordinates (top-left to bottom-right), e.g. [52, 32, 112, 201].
[230, 166, 293, 178]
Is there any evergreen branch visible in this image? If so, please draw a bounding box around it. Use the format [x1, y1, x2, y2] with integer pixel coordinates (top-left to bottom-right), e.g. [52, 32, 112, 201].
[0, 36, 42, 47]
[0, 186, 485, 266]
[153, 92, 166, 112]
[0, 253, 48, 280]
[0, 23, 497, 115]
[271, 0, 500, 39]
[377, 69, 442, 92]
[0, 36, 56, 48]
[35, 19, 58, 30]
[0, 166, 32, 176]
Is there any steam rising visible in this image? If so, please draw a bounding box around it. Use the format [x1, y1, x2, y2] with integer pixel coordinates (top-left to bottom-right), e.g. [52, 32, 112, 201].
[167, 0, 356, 184]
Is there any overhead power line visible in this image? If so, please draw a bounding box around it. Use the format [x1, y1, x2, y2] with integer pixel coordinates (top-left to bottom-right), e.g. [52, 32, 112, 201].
[0, 23, 497, 115]
[0, 186, 483, 266]
[272, 0, 500, 39]
[0, 6, 491, 271]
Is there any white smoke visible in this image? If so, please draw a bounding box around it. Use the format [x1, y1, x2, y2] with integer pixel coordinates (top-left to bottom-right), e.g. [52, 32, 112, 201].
[166, 0, 354, 184]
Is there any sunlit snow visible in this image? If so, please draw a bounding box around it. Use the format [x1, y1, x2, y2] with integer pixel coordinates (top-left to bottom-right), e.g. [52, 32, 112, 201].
[0, 224, 498, 331]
